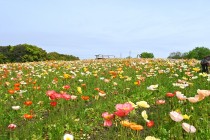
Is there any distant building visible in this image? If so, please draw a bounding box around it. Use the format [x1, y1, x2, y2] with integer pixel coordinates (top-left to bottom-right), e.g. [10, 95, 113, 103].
[95, 54, 115, 59]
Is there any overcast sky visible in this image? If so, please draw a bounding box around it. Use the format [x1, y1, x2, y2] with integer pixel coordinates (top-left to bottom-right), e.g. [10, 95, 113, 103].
[1, 0, 210, 59]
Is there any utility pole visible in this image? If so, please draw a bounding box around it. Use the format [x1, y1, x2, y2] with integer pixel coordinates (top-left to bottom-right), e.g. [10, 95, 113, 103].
[129, 51, 131, 58]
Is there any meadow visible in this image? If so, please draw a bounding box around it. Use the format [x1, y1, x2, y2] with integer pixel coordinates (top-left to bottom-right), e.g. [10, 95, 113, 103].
[0, 58, 209, 140]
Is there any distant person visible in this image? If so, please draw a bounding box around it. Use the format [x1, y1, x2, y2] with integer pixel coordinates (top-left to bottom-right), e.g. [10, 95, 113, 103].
[200, 57, 209, 73]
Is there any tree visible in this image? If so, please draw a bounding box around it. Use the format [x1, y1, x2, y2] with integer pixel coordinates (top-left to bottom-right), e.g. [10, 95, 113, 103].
[181, 52, 189, 59]
[46, 52, 60, 60]
[46, 52, 79, 61]
[0, 44, 79, 63]
[0, 46, 11, 63]
[139, 52, 154, 58]
[168, 51, 183, 59]
[0, 53, 5, 63]
[185, 46, 210, 60]
[9, 44, 47, 62]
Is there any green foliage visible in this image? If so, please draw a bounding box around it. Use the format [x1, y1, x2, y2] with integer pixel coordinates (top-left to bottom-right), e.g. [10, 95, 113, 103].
[0, 46, 11, 63]
[47, 52, 79, 61]
[139, 52, 154, 58]
[0, 53, 7, 63]
[168, 47, 210, 60]
[0, 44, 79, 63]
[185, 46, 210, 60]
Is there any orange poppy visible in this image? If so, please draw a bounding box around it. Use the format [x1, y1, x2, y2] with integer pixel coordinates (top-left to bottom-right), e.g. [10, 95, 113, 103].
[24, 114, 33, 119]
[81, 84, 86, 87]
[14, 83, 20, 87]
[14, 87, 20, 91]
[33, 86, 41, 90]
[130, 124, 144, 131]
[8, 89, 15, 94]
[24, 101, 33, 106]
[120, 120, 136, 127]
[134, 80, 141, 85]
[94, 88, 100, 91]
[81, 96, 90, 101]
[109, 71, 117, 76]
[99, 90, 105, 94]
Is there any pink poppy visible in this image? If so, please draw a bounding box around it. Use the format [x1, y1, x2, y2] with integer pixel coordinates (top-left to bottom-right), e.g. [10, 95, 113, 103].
[46, 90, 57, 97]
[188, 96, 199, 103]
[197, 89, 210, 97]
[102, 112, 115, 120]
[176, 92, 187, 101]
[182, 122, 196, 133]
[102, 112, 114, 127]
[104, 120, 113, 127]
[46, 90, 61, 100]
[156, 100, 166, 105]
[169, 111, 183, 122]
[114, 103, 134, 117]
[61, 94, 71, 100]
[52, 93, 62, 100]
[8, 124, 17, 130]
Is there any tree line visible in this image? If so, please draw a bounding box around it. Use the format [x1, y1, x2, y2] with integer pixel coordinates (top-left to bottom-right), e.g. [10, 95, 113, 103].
[1, 44, 209, 64]
[136, 46, 210, 59]
[0, 44, 79, 64]
[167, 46, 210, 60]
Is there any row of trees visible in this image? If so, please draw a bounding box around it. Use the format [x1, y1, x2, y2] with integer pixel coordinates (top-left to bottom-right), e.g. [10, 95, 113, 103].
[0, 44, 79, 64]
[167, 47, 210, 60]
[136, 47, 210, 59]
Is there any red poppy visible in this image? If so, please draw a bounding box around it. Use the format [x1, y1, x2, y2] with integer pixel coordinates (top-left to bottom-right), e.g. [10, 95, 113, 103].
[50, 101, 57, 107]
[146, 120, 155, 128]
[63, 85, 70, 90]
[166, 92, 175, 97]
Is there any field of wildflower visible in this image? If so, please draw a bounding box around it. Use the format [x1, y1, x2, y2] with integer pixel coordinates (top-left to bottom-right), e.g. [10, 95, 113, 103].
[0, 58, 209, 140]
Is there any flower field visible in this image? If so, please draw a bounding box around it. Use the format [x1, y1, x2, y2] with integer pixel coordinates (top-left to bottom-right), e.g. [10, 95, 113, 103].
[0, 58, 209, 140]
